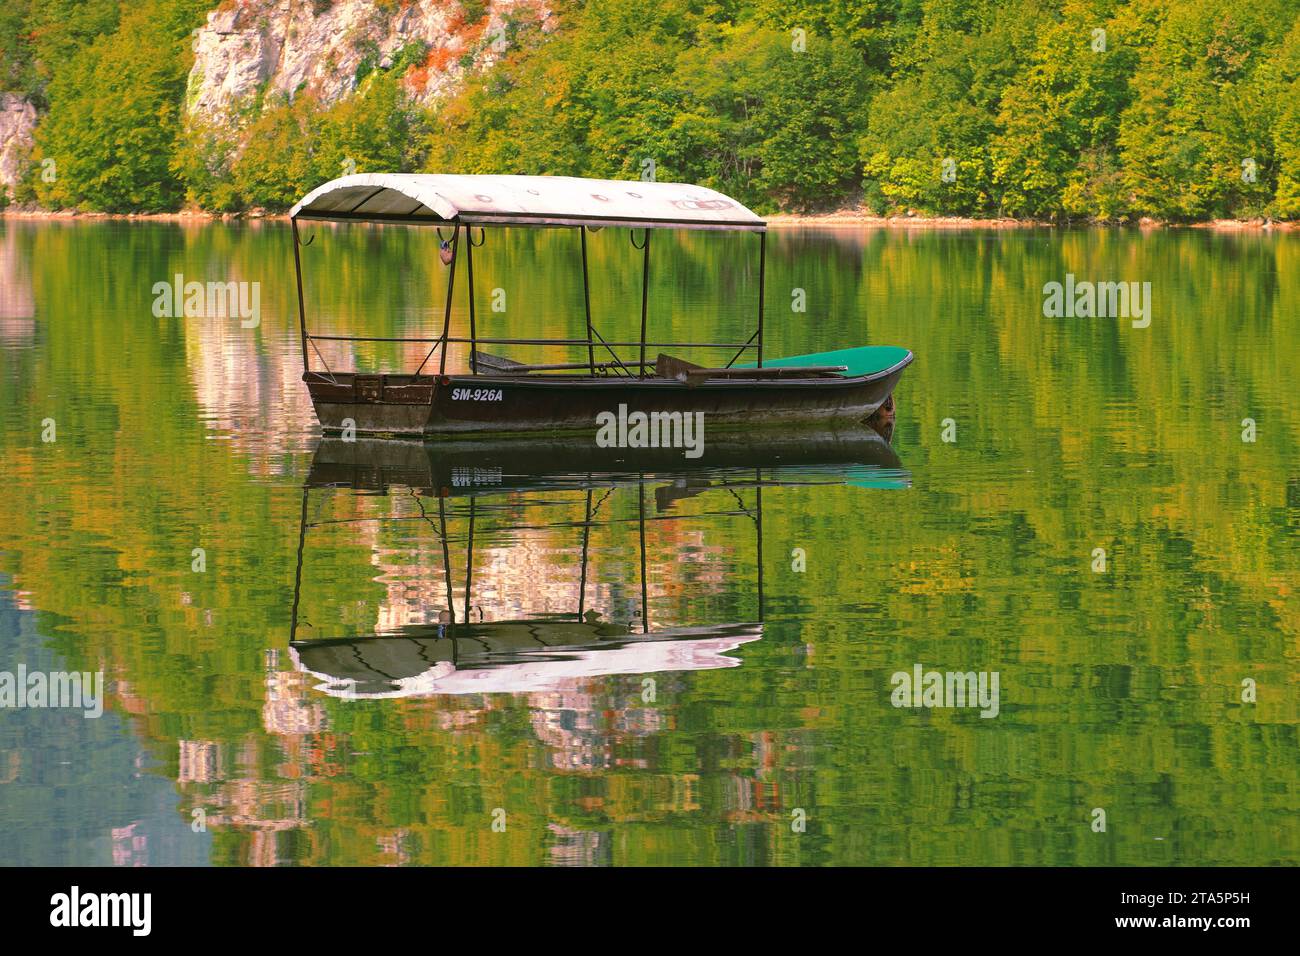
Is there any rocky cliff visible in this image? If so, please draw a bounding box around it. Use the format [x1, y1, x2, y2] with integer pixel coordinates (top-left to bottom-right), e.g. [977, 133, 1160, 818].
[0, 95, 37, 200]
[186, 0, 551, 122]
[0, 0, 551, 197]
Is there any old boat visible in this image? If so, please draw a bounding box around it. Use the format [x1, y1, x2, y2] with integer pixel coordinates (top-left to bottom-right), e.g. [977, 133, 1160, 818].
[288, 174, 913, 438]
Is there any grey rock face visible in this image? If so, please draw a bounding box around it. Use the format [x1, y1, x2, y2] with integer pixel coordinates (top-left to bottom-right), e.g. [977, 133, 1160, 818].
[185, 0, 552, 125]
[0, 94, 38, 197]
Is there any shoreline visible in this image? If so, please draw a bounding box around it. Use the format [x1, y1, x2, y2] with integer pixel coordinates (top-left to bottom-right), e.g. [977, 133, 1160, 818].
[1, 207, 1293, 231]
[765, 213, 1296, 231]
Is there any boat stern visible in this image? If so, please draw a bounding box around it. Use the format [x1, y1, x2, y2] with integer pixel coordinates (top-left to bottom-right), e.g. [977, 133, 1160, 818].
[304, 372, 437, 436]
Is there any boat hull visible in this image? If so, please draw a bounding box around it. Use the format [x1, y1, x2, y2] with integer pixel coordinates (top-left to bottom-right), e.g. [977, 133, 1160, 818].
[305, 359, 910, 438]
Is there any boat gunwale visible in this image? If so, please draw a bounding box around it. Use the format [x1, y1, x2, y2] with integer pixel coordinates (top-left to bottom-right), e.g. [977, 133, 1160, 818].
[301, 351, 914, 391]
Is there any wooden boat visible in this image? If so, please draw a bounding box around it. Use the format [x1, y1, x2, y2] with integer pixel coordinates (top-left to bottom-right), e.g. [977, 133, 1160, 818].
[289, 174, 913, 438]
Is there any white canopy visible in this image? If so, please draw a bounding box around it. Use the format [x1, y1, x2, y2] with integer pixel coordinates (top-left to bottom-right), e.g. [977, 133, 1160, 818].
[289, 173, 765, 231]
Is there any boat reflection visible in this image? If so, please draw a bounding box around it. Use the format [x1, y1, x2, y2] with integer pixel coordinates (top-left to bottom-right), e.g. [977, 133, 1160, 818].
[289, 427, 906, 699]
[291, 621, 765, 699]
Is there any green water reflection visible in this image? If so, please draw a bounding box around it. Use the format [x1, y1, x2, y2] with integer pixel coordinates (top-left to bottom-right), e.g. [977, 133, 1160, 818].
[0, 219, 1295, 866]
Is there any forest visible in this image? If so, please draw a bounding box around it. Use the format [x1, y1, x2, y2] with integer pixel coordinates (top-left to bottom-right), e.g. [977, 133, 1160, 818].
[1, 0, 1298, 220]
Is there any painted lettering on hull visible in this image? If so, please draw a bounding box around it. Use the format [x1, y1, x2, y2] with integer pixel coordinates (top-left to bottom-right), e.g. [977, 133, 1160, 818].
[451, 388, 504, 402]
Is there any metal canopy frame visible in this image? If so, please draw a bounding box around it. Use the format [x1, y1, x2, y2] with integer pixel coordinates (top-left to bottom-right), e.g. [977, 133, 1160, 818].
[290, 176, 767, 381]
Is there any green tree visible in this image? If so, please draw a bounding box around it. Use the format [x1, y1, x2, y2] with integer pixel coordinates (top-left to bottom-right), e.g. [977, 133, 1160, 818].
[860, 0, 1052, 216]
[991, 1, 1144, 219]
[1117, 0, 1290, 220]
[424, 3, 588, 175]
[1254, 18, 1300, 219]
[315, 71, 429, 182]
[673, 23, 869, 211]
[32, 0, 207, 211]
[750, 0, 917, 72]
[229, 93, 321, 210]
[6, 0, 1300, 220]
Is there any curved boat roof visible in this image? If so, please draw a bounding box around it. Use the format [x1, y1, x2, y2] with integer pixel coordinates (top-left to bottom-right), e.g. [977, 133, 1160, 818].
[289, 173, 766, 232]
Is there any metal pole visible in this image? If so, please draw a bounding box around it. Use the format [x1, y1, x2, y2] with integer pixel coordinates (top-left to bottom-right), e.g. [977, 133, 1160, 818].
[429, 225, 458, 377]
[291, 219, 310, 372]
[638, 477, 648, 633]
[580, 226, 595, 375]
[464, 497, 475, 624]
[639, 229, 650, 378]
[466, 227, 479, 374]
[757, 231, 766, 368]
[288, 483, 310, 644]
[578, 488, 592, 620]
[755, 468, 764, 622]
[438, 496, 456, 625]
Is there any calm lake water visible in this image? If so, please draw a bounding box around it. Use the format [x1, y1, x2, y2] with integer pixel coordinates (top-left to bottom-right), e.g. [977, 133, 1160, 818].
[0, 219, 1295, 866]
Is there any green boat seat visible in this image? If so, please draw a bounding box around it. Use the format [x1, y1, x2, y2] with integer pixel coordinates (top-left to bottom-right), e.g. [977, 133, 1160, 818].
[742, 345, 912, 378]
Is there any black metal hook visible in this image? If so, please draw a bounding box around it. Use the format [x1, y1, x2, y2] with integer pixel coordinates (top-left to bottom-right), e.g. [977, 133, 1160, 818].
[295, 229, 315, 247]
[630, 228, 649, 250]
[468, 226, 486, 248]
